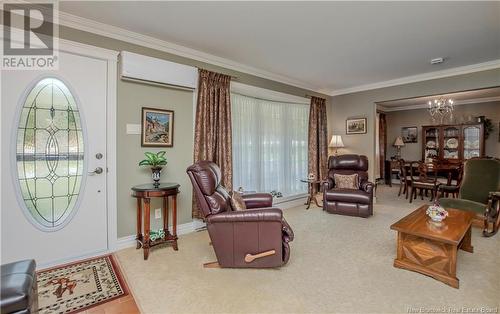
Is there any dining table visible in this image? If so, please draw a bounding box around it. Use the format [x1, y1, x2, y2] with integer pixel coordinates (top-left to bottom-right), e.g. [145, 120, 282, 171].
[404, 161, 462, 185]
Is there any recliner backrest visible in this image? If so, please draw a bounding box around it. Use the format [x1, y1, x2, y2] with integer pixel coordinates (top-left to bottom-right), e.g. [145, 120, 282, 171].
[327, 154, 369, 185]
[459, 157, 500, 205]
[187, 161, 231, 217]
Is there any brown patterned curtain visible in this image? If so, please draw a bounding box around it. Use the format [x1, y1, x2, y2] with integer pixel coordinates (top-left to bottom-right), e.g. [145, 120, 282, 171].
[379, 112, 387, 178]
[308, 96, 328, 186]
[192, 69, 233, 219]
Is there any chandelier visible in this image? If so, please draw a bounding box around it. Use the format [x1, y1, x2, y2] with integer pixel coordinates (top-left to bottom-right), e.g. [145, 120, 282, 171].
[428, 98, 454, 124]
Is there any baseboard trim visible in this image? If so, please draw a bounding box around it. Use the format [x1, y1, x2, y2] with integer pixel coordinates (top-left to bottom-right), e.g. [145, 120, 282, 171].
[115, 220, 202, 251]
[40, 197, 309, 268]
[37, 249, 110, 270]
[115, 198, 307, 251]
[278, 197, 308, 209]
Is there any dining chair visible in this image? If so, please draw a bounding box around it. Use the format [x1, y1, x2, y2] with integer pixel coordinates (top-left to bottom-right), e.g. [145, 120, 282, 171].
[438, 163, 464, 198]
[397, 159, 410, 198]
[409, 162, 439, 203]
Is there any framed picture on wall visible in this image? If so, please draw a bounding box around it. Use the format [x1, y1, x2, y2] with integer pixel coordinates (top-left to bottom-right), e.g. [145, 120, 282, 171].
[141, 107, 174, 147]
[346, 118, 367, 134]
[402, 126, 418, 143]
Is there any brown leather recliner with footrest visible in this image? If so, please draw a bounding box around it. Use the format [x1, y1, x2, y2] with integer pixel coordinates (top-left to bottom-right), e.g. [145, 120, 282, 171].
[187, 161, 294, 268]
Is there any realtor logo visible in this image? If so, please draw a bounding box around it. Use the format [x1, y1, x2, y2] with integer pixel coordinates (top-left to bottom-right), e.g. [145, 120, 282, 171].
[2, 2, 59, 69]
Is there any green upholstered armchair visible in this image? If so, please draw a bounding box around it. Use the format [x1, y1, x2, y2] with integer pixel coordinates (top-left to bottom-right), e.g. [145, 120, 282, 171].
[438, 157, 500, 237]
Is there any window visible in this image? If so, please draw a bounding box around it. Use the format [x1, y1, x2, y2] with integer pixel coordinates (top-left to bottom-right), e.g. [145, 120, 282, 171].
[232, 93, 309, 197]
[16, 78, 84, 229]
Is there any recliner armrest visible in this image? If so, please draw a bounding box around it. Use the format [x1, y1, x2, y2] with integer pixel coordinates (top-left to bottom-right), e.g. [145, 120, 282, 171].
[207, 208, 283, 223]
[489, 191, 500, 198]
[241, 193, 273, 209]
[323, 178, 334, 190]
[486, 192, 500, 218]
[281, 217, 294, 242]
[361, 181, 374, 194]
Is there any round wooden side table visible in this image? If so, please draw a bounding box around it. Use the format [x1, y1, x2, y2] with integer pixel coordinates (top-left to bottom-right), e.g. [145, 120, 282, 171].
[131, 183, 180, 260]
[300, 179, 322, 209]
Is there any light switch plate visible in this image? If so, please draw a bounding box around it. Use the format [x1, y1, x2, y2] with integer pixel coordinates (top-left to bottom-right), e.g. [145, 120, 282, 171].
[126, 123, 141, 135]
[155, 208, 161, 219]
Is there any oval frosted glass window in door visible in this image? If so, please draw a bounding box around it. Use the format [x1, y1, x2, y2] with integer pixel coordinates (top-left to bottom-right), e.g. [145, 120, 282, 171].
[16, 78, 85, 229]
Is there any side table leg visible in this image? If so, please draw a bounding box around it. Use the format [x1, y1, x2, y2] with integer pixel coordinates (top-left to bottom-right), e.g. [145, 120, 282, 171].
[172, 194, 178, 251]
[305, 183, 312, 209]
[313, 193, 321, 207]
[136, 198, 142, 249]
[143, 198, 151, 260]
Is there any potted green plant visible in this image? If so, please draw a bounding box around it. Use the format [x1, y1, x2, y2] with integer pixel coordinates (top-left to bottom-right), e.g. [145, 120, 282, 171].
[139, 151, 167, 187]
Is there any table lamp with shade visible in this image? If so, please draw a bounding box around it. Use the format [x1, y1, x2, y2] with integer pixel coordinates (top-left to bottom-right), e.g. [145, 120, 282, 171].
[329, 135, 345, 155]
[393, 136, 405, 159]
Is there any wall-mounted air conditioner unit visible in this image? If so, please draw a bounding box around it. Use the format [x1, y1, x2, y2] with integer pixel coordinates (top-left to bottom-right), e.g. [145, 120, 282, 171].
[120, 51, 198, 89]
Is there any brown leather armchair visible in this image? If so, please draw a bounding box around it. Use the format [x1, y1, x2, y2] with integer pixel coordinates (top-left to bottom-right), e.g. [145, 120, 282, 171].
[323, 154, 374, 218]
[187, 161, 294, 268]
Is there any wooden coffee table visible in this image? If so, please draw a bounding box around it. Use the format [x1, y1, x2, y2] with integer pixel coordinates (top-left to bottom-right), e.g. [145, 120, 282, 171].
[390, 205, 475, 288]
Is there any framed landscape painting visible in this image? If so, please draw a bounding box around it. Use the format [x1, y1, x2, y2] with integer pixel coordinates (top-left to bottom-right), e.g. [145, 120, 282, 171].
[141, 107, 174, 147]
[402, 126, 418, 143]
[346, 118, 367, 134]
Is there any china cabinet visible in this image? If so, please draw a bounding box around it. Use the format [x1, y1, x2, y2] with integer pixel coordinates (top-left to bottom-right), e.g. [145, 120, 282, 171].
[422, 123, 484, 163]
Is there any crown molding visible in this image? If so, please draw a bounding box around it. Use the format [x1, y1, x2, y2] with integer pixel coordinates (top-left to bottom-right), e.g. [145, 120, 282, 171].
[56, 10, 323, 94]
[231, 82, 309, 104]
[378, 96, 500, 112]
[330, 59, 500, 96]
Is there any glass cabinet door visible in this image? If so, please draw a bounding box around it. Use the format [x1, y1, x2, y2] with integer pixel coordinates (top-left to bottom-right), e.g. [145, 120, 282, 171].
[442, 126, 460, 161]
[424, 127, 440, 162]
[463, 126, 481, 160]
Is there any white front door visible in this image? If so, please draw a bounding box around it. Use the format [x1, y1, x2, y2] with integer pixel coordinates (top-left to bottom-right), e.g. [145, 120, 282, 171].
[1, 45, 115, 267]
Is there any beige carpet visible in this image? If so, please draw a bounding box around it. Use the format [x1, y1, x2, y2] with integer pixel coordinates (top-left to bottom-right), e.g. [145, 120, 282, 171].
[115, 186, 500, 314]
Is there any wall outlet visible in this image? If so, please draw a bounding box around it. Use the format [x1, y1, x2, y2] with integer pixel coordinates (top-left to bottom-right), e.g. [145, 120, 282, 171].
[154, 208, 161, 219]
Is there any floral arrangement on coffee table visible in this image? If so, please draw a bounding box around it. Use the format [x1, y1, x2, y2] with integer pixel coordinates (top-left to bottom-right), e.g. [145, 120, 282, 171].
[426, 203, 449, 222]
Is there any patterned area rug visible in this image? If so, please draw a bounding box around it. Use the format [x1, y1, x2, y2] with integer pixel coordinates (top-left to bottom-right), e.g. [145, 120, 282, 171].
[37, 255, 128, 314]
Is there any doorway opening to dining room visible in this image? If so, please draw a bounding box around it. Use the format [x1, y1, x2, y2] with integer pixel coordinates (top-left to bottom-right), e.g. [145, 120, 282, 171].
[374, 86, 500, 202]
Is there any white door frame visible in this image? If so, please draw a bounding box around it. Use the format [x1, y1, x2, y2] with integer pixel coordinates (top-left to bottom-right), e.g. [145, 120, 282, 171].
[48, 39, 119, 260]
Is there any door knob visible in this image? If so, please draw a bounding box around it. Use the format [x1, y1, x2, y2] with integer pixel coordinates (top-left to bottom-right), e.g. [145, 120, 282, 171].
[88, 167, 104, 175]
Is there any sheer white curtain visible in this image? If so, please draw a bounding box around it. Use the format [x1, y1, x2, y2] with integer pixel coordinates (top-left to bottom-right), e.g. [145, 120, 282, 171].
[232, 93, 309, 197]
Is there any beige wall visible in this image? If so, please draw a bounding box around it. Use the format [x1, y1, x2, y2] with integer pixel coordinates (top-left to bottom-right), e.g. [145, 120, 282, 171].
[116, 80, 195, 237]
[57, 26, 329, 237]
[385, 101, 500, 161]
[329, 69, 500, 180]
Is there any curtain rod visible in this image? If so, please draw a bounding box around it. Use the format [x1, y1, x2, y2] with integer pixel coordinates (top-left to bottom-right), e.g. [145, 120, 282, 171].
[232, 92, 309, 105]
[121, 76, 195, 91]
[305, 94, 326, 100]
[197, 67, 238, 80]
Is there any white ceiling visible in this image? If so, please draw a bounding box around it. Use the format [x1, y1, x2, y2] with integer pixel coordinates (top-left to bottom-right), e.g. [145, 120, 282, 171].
[59, 1, 500, 95]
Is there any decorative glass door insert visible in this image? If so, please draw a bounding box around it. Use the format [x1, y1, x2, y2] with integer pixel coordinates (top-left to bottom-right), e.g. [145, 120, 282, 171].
[424, 127, 440, 162]
[16, 78, 84, 229]
[443, 126, 460, 160]
[463, 126, 481, 160]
